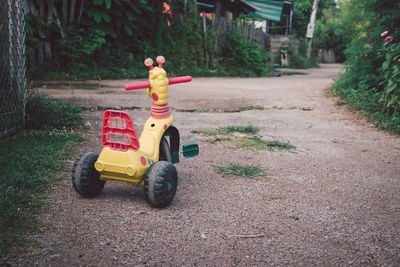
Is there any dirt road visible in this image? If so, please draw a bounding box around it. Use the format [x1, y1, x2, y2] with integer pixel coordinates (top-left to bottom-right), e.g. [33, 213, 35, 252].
[23, 64, 400, 266]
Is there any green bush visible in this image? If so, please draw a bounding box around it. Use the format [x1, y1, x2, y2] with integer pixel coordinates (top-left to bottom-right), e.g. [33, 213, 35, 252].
[331, 0, 400, 134]
[25, 90, 83, 130]
[288, 47, 318, 68]
[220, 31, 270, 76]
[379, 35, 400, 114]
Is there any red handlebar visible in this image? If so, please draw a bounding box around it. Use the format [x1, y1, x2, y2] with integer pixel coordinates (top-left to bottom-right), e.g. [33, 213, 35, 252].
[168, 76, 192, 85]
[125, 81, 150, 90]
[125, 76, 192, 91]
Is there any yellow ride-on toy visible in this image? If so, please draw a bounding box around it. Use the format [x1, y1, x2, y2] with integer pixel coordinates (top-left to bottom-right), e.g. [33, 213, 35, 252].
[72, 56, 199, 208]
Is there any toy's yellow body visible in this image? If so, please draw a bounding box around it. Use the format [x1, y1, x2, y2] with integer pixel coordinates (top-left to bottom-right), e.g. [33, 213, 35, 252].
[94, 57, 172, 184]
[148, 66, 169, 105]
[95, 116, 173, 184]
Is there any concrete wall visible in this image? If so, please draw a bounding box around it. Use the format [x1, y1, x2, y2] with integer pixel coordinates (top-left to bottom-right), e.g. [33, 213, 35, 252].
[270, 35, 300, 64]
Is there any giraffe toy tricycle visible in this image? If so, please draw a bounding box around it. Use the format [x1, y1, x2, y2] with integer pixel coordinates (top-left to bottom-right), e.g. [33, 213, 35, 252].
[72, 56, 199, 208]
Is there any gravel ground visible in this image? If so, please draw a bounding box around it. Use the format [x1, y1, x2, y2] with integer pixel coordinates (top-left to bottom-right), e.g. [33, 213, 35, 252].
[18, 64, 400, 266]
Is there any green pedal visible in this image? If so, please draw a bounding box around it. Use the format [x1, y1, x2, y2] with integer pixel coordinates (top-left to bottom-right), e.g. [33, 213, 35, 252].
[182, 142, 199, 158]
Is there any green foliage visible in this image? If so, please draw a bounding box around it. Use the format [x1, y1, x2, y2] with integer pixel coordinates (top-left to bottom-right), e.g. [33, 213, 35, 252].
[26, 0, 273, 79]
[58, 28, 106, 62]
[332, 0, 400, 134]
[287, 47, 318, 68]
[292, 0, 313, 36]
[313, 6, 349, 62]
[380, 38, 400, 113]
[221, 31, 270, 76]
[25, 90, 83, 130]
[213, 162, 267, 179]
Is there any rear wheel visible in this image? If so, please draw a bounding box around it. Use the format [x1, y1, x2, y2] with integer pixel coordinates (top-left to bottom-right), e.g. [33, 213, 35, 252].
[72, 153, 105, 198]
[144, 161, 177, 208]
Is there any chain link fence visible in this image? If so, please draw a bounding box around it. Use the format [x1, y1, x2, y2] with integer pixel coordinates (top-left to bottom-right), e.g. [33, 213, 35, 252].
[0, 0, 26, 140]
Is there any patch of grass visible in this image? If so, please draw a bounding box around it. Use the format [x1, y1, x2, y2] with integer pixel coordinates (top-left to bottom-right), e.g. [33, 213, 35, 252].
[241, 105, 264, 111]
[0, 129, 83, 261]
[335, 99, 348, 106]
[223, 125, 260, 134]
[1, 92, 84, 262]
[232, 136, 296, 152]
[192, 126, 296, 152]
[206, 136, 232, 144]
[25, 90, 83, 130]
[213, 162, 267, 179]
[232, 136, 267, 151]
[191, 125, 260, 136]
[194, 109, 211, 113]
[264, 140, 296, 151]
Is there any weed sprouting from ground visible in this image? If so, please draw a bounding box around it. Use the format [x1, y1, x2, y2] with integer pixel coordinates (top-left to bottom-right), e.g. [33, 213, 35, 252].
[213, 162, 268, 179]
[264, 140, 296, 151]
[192, 125, 296, 152]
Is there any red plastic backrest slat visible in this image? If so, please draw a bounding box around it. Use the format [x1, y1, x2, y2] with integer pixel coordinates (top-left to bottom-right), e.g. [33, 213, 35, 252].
[102, 110, 140, 151]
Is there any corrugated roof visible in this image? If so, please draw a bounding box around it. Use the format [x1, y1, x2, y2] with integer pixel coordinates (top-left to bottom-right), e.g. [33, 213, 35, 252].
[197, 0, 293, 22]
[244, 0, 284, 22]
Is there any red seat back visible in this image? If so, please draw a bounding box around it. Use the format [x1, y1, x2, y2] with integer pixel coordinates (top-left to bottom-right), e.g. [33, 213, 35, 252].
[102, 110, 140, 151]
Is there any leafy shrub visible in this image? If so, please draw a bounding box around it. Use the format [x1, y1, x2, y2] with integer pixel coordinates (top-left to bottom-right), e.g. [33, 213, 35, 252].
[288, 47, 318, 68]
[379, 33, 400, 113]
[25, 90, 83, 130]
[221, 31, 270, 76]
[331, 0, 400, 134]
[58, 28, 106, 63]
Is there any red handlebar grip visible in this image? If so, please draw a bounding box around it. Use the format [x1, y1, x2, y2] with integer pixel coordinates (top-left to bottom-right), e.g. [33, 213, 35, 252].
[125, 76, 191, 90]
[168, 76, 192, 85]
[125, 81, 151, 90]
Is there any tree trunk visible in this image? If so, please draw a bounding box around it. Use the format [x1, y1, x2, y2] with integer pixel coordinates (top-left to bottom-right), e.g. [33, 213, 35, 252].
[62, 0, 68, 26]
[70, 0, 76, 25]
[45, 0, 53, 62]
[202, 11, 209, 67]
[77, 0, 84, 25]
[38, 0, 45, 64]
[306, 0, 318, 59]
[52, 7, 65, 39]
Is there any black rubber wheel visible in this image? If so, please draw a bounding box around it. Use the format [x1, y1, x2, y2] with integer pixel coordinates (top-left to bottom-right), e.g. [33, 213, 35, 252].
[144, 161, 178, 208]
[159, 136, 172, 163]
[72, 152, 105, 198]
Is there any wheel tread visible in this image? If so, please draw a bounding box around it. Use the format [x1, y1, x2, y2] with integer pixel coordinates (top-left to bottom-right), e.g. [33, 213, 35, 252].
[72, 152, 105, 198]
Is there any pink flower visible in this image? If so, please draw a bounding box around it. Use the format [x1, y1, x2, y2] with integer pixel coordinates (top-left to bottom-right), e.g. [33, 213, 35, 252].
[384, 36, 393, 42]
[381, 31, 388, 37]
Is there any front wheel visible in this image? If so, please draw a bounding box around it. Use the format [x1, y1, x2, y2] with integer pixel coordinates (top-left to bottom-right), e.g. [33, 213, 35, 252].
[144, 161, 178, 208]
[72, 152, 105, 198]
